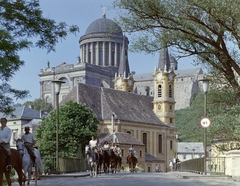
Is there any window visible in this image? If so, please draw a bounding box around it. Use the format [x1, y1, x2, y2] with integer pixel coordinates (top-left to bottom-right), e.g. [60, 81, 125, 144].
[170, 118, 173, 123]
[143, 133, 147, 152]
[158, 85, 162, 97]
[140, 150, 142, 157]
[183, 154, 186, 160]
[158, 104, 161, 111]
[59, 77, 70, 87]
[158, 134, 162, 153]
[99, 50, 103, 65]
[169, 85, 172, 98]
[121, 149, 124, 157]
[169, 104, 172, 111]
[126, 131, 131, 135]
[170, 140, 173, 150]
[111, 51, 115, 66]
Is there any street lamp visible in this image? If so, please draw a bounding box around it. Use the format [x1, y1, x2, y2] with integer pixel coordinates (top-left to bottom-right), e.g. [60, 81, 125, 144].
[199, 78, 210, 175]
[52, 80, 65, 173]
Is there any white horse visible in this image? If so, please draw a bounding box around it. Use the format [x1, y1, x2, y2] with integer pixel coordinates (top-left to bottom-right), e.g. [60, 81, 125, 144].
[16, 139, 44, 186]
[85, 145, 98, 177]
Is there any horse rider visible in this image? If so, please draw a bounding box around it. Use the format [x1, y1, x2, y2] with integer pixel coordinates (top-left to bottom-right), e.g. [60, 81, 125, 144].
[21, 126, 36, 163]
[116, 144, 121, 157]
[110, 142, 118, 156]
[0, 118, 12, 171]
[102, 141, 110, 151]
[126, 144, 138, 164]
[89, 135, 98, 153]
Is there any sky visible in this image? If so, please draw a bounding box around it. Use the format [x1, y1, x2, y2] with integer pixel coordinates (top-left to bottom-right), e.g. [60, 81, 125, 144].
[11, 0, 197, 104]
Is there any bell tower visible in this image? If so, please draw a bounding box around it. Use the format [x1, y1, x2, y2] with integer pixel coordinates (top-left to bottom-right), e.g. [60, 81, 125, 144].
[113, 35, 134, 92]
[153, 47, 176, 125]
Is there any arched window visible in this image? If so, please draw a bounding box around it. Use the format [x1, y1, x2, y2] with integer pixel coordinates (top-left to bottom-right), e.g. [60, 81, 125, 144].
[46, 96, 51, 103]
[158, 134, 162, 153]
[170, 140, 173, 150]
[143, 133, 147, 152]
[59, 77, 70, 87]
[169, 85, 172, 98]
[158, 85, 162, 97]
[126, 131, 131, 135]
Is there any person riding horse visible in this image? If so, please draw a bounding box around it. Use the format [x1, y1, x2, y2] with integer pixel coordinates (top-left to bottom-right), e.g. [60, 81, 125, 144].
[126, 144, 138, 164]
[89, 135, 98, 153]
[0, 118, 12, 171]
[21, 126, 36, 163]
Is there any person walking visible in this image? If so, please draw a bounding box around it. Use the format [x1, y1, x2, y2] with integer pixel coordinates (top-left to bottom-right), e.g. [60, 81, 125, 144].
[0, 117, 12, 171]
[21, 126, 36, 163]
[169, 159, 173, 172]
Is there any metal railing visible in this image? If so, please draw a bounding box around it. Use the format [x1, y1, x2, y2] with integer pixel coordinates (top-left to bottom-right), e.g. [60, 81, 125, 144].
[179, 157, 225, 175]
[42, 156, 89, 174]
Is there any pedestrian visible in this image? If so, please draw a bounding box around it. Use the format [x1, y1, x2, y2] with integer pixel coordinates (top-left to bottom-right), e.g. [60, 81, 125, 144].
[169, 159, 173, 172]
[172, 156, 176, 171]
[0, 118, 12, 171]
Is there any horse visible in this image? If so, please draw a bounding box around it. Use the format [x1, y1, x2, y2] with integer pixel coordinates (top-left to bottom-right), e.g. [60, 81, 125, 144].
[97, 151, 104, 175]
[16, 139, 44, 186]
[116, 155, 122, 172]
[127, 152, 137, 172]
[109, 149, 118, 174]
[0, 146, 25, 186]
[85, 145, 98, 177]
[102, 150, 110, 174]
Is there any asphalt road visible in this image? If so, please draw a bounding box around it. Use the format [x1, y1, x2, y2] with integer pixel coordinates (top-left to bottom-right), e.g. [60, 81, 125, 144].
[12, 172, 240, 186]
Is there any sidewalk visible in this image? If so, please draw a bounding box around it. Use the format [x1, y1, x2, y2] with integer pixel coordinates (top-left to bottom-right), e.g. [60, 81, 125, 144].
[41, 172, 90, 178]
[172, 171, 231, 179]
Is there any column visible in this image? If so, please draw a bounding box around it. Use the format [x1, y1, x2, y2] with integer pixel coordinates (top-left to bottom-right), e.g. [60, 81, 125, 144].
[103, 41, 106, 66]
[82, 44, 86, 63]
[114, 42, 118, 66]
[109, 42, 112, 66]
[40, 81, 44, 99]
[91, 42, 94, 64]
[86, 43, 89, 63]
[96, 42, 99, 65]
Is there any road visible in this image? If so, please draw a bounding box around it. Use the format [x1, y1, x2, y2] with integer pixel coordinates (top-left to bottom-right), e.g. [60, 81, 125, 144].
[12, 172, 240, 186]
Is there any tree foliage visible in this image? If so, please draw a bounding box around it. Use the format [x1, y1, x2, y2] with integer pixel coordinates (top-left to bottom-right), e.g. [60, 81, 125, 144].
[0, 0, 79, 115]
[23, 98, 53, 112]
[35, 101, 99, 158]
[176, 88, 240, 152]
[113, 0, 240, 103]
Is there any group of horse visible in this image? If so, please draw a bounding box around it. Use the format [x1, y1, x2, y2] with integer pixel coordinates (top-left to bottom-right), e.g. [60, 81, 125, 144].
[0, 139, 44, 186]
[85, 145, 137, 177]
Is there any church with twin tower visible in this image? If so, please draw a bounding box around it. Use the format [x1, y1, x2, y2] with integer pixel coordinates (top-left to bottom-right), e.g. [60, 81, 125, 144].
[39, 12, 201, 172]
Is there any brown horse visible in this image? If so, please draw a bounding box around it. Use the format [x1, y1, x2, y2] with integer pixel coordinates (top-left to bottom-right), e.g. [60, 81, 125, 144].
[102, 150, 110, 174]
[109, 149, 118, 174]
[127, 152, 137, 172]
[0, 147, 25, 186]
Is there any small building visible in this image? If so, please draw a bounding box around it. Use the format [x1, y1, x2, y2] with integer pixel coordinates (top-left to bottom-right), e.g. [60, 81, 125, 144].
[0, 106, 41, 148]
[177, 142, 204, 162]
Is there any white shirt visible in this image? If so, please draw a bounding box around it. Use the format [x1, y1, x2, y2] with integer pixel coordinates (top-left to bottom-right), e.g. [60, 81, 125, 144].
[0, 126, 12, 143]
[103, 144, 109, 150]
[89, 140, 97, 147]
[21, 133, 36, 144]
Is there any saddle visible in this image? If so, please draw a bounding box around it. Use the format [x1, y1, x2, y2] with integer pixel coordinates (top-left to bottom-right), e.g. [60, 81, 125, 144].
[25, 146, 36, 163]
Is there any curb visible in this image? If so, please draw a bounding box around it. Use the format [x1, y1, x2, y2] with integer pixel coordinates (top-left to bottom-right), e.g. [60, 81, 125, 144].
[41, 173, 90, 178]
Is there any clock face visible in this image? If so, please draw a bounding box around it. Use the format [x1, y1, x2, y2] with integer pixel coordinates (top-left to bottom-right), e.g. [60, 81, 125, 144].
[128, 79, 132, 86]
[117, 79, 121, 86]
[157, 73, 162, 80]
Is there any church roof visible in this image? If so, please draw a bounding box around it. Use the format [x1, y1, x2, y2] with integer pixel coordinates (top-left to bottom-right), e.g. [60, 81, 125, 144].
[85, 15, 122, 35]
[98, 132, 145, 146]
[133, 68, 203, 81]
[145, 153, 164, 162]
[61, 83, 168, 127]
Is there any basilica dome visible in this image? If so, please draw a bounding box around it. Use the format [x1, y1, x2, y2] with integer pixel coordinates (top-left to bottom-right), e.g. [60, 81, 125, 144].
[85, 15, 122, 35]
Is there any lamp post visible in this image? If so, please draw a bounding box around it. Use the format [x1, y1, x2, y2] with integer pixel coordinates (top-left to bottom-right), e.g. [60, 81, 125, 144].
[52, 80, 65, 173]
[199, 78, 210, 175]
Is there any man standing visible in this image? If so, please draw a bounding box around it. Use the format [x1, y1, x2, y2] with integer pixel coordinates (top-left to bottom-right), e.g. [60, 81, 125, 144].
[21, 126, 36, 163]
[0, 117, 12, 171]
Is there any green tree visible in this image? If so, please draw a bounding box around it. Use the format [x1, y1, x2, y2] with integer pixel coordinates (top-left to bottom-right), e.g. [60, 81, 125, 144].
[23, 98, 53, 112]
[0, 0, 78, 115]
[176, 88, 240, 151]
[35, 101, 99, 158]
[113, 0, 240, 103]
